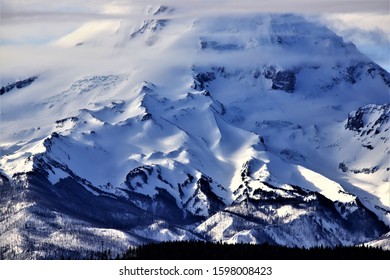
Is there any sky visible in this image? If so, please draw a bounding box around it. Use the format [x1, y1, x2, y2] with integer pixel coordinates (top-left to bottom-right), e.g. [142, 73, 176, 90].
[0, 0, 389, 70]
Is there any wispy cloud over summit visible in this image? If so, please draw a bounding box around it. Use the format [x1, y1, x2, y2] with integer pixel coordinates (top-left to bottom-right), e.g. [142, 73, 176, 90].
[1, 0, 389, 69]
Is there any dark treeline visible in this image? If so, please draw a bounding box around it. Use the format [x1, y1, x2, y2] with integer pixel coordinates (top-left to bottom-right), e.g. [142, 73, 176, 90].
[85, 241, 390, 260]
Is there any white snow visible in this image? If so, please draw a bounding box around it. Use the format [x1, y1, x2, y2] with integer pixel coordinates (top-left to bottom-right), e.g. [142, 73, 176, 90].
[1, 7, 388, 210]
[47, 167, 69, 185]
[1, 1, 389, 254]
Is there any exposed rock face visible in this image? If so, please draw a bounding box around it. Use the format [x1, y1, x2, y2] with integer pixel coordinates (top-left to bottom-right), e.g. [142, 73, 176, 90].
[196, 186, 387, 247]
[1, 10, 389, 259]
[130, 19, 168, 39]
[263, 65, 296, 93]
[193, 72, 216, 90]
[271, 70, 296, 93]
[345, 104, 389, 137]
[344, 62, 390, 86]
[0, 77, 38, 95]
[124, 165, 227, 219]
[200, 39, 242, 51]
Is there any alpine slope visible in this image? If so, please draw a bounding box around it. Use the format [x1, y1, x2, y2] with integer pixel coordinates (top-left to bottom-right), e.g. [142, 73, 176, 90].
[0, 3, 389, 259]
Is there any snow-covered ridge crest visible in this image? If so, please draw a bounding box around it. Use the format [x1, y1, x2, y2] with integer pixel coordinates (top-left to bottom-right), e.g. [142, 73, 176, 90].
[1, 7, 389, 258]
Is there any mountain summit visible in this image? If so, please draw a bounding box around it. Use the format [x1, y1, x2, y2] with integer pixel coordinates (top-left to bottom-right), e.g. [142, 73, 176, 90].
[1, 5, 389, 259]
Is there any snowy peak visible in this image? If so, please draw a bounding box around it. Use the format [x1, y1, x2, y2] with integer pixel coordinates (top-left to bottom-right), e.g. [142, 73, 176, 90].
[124, 164, 227, 218]
[56, 4, 175, 47]
[148, 5, 175, 16]
[268, 14, 358, 56]
[130, 18, 168, 40]
[1, 7, 390, 258]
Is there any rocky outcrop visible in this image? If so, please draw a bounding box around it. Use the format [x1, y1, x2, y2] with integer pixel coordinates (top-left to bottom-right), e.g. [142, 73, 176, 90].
[344, 62, 390, 87]
[192, 72, 216, 90]
[130, 19, 168, 39]
[0, 77, 38, 95]
[345, 104, 389, 137]
[263, 65, 296, 93]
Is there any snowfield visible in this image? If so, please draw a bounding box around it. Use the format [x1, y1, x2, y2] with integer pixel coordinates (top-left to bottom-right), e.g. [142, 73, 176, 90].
[0, 2, 389, 259]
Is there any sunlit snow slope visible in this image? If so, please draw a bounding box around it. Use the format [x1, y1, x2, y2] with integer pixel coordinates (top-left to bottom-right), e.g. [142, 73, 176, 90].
[1, 4, 389, 259]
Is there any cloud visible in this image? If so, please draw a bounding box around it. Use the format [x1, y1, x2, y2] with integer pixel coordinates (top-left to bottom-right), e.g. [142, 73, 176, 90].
[321, 13, 390, 70]
[159, 0, 389, 14]
[1, 0, 389, 70]
[2, 0, 389, 16]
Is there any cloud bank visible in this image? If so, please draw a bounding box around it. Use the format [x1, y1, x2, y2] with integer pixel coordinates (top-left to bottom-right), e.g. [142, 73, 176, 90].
[1, 0, 389, 70]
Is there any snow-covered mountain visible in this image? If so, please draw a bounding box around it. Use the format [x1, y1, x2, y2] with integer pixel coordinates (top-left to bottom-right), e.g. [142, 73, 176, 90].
[1, 5, 389, 259]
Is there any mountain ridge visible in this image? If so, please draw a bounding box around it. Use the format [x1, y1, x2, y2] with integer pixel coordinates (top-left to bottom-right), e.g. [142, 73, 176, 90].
[1, 6, 389, 259]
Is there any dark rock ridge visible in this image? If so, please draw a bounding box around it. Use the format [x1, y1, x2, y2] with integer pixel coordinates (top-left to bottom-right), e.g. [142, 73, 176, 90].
[193, 72, 216, 91]
[0, 76, 38, 95]
[345, 104, 389, 138]
[263, 65, 296, 93]
[152, 5, 174, 15]
[200, 39, 242, 51]
[130, 19, 168, 39]
[124, 164, 227, 219]
[130, 5, 173, 39]
[345, 62, 390, 86]
[193, 65, 298, 93]
[0, 159, 387, 259]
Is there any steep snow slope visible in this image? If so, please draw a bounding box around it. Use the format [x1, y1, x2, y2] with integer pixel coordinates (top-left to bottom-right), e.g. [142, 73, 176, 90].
[0, 5, 389, 258]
